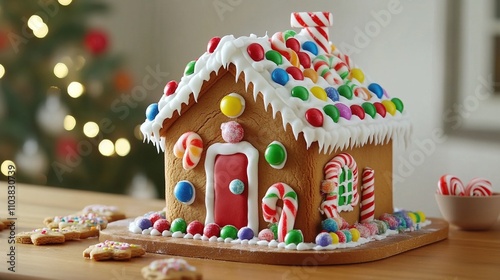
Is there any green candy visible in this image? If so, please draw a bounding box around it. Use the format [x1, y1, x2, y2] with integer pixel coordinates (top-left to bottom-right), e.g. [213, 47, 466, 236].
[362, 102, 376, 118]
[283, 30, 297, 40]
[265, 142, 286, 167]
[269, 223, 278, 239]
[220, 225, 238, 239]
[391, 97, 404, 113]
[323, 104, 340, 123]
[184, 60, 196, 75]
[170, 218, 187, 233]
[291, 86, 309, 101]
[265, 50, 283, 65]
[337, 85, 353, 100]
[284, 229, 303, 245]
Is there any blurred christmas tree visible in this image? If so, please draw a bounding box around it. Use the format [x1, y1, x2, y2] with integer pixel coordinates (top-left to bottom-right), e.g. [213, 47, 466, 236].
[0, 0, 164, 197]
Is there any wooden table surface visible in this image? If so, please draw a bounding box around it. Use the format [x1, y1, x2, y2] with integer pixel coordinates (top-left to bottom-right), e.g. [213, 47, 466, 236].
[1, 183, 499, 280]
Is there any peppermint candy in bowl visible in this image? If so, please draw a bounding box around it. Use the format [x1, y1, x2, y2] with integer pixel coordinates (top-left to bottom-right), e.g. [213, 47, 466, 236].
[435, 175, 500, 230]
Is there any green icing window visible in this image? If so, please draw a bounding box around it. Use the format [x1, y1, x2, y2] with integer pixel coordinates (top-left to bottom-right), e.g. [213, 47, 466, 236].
[337, 165, 355, 211]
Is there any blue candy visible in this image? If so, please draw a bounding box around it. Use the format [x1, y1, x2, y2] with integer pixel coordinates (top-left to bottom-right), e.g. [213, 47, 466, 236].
[237, 227, 254, 240]
[302, 41, 318, 56]
[174, 180, 195, 204]
[315, 232, 333, 247]
[229, 179, 245, 195]
[321, 218, 339, 232]
[145, 103, 159, 121]
[271, 68, 289, 86]
[325, 87, 339, 102]
[368, 83, 384, 99]
[136, 218, 152, 230]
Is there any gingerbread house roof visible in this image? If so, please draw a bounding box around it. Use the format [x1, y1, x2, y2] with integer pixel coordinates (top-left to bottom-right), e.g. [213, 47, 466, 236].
[141, 12, 411, 153]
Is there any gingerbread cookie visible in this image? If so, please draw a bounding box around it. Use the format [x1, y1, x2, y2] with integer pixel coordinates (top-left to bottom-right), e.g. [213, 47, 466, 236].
[80, 204, 126, 222]
[83, 240, 145, 261]
[141, 259, 202, 280]
[44, 213, 108, 231]
[15, 228, 80, 245]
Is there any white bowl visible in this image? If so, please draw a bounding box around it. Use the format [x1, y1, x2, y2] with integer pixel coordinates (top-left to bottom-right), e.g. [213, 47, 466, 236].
[435, 193, 500, 230]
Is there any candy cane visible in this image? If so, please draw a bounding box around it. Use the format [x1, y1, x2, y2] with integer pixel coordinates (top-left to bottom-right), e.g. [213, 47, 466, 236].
[290, 12, 333, 54]
[354, 87, 371, 101]
[465, 178, 492, 197]
[437, 175, 464, 196]
[320, 153, 359, 218]
[312, 54, 344, 85]
[173, 132, 203, 170]
[262, 183, 298, 242]
[270, 32, 299, 67]
[359, 168, 375, 223]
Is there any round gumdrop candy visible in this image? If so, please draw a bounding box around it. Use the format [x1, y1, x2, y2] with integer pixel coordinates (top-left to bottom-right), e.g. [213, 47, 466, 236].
[335, 230, 346, 243]
[187, 220, 204, 235]
[184, 60, 196, 75]
[338, 85, 353, 100]
[264, 141, 287, 169]
[237, 227, 254, 240]
[416, 211, 426, 222]
[305, 108, 324, 127]
[148, 213, 163, 225]
[203, 223, 220, 238]
[285, 37, 300, 52]
[269, 223, 278, 239]
[258, 228, 275, 241]
[265, 50, 283, 65]
[174, 180, 195, 205]
[349, 68, 365, 83]
[145, 103, 159, 121]
[164, 80, 178, 96]
[220, 93, 245, 118]
[136, 218, 152, 230]
[382, 100, 396, 116]
[229, 179, 245, 195]
[350, 104, 365, 120]
[286, 66, 304, 80]
[221, 121, 244, 143]
[373, 102, 387, 117]
[291, 86, 309, 101]
[349, 228, 360, 242]
[153, 219, 170, 232]
[247, 43, 264, 61]
[207, 36, 221, 53]
[220, 225, 238, 239]
[323, 104, 340, 123]
[342, 229, 352, 243]
[325, 87, 339, 102]
[302, 41, 318, 55]
[284, 229, 303, 245]
[315, 232, 333, 247]
[310, 86, 327, 101]
[368, 83, 384, 99]
[391, 97, 404, 113]
[335, 103, 352, 120]
[271, 68, 289, 86]
[321, 218, 339, 232]
[170, 218, 187, 233]
[297, 51, 311, 68]
[362, 102, 377, 119]
[329, 232, 339, 244]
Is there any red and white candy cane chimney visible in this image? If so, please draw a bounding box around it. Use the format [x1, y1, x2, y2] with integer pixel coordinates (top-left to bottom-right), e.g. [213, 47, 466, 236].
[290, 12, 333, 54]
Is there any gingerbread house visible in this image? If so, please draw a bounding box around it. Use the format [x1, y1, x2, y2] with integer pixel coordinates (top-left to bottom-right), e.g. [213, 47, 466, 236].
[140, 12, 411, 242]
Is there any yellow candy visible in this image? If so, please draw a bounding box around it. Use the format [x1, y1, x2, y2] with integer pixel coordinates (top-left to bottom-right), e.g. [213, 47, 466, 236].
[349, 228, 360, 242]
[289, 50, 300, 68]
[407, 212, 418, 224]
[303, 69, 318, 83]
[331, 44, 337, 53]
[416, 211, 426, 223]
[381, 100, 397, 116]
[220, 94, 245, 118]
[350, 68, 365, 83]
[310, 86, 327, 101]
[329, 232, 339, 244]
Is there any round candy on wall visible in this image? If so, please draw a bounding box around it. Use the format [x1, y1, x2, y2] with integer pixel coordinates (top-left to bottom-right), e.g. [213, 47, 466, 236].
[220, 225, 238, 239]
[265, 50, 283, 65]
[368, 83, 384, 99]
[284, 229, 303, 245]
[220, 93, 245, 118]
[220, 121, 244, 143]
[391, 97, 404, 113]
[173, 180, 195, 205]
[163, 80, 178, 96]
[170, 218, 187, 233]
[184, 60, 196, 75]
[291, 86, 309, 101]
[285, 37, 300, 52]
[264, 141, 287, 169]
[203, 223, 220, 238]
[247, 43, 265, 61]
[305, 108, 324, 127]
[237, 227, 254, 240]
[362, 102, 376, 119]
[207, 36, 221, 53]
[302, 41, 318, 55]
[187, 220, 204, 235]
[145, 103, 159, 121]
[297, 52, 311, 68]
[271, 68, 289, 86]
[323, 104, 340, 123]
[310, 86, 327, 101]
[229, 179, 245, 195]
[286, 66, 304, 80]
[325, 87, 339, 102]
[337, 85, 353, 100]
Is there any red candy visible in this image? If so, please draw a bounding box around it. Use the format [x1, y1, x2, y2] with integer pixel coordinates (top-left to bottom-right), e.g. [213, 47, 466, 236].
[305, 108, 324, 127]
[153, 219, 170, 232]
[285, 38, 300, 52]
[373, 102, 386, 118]
[221, 121, 244, 143]
[350, 104, 365, 120]
[187, 220, 204, 235]
[286, 66, 304, 80]
[335, 230, 346, 243]
[297, 51, 311, 68]
[247, 43, 265, 61]
[148, 213, 163, 225]
[465, 178, 492, 197]
[164, 80, 178, 96]
[207, 37, 221, 53]
[437, 175, 465, 196]
[203, 223, 220, 238]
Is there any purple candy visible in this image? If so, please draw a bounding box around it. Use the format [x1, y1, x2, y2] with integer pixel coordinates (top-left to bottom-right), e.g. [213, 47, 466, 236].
[315, 232, 332, 247]
[334, 103, 352, 120]
[136, 218, 152, 230]
[237, 227, 254, 240]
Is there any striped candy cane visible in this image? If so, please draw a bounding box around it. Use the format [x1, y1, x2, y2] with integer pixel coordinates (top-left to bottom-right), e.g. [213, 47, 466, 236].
[173, 132, 204, 170]
[359, 168, 375, 223]
[290, 12, 333, 54]
[320, 153, 359, 218]
[262, 183, 298, 242]
[465, 178, 492, 197]
[312, 54, 344, 85]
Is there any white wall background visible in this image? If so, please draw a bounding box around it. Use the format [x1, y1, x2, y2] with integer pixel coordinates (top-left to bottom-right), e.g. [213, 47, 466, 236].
[100, 0, 500, 218]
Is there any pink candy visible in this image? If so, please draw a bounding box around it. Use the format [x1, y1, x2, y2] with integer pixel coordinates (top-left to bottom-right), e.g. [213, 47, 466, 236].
[220, 121, 244, 143]
[437, 175, 494, 197]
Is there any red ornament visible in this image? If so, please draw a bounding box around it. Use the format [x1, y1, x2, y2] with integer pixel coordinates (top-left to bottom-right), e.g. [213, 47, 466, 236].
[285, 38, 300, 52]
[286, 66, 304, 80]
[350, 104, 365, 120]
[164, 80, 178, 96]
[56, 137, 78, 159]
[297, 52, 311, 68]
[305, 108, 324, 127]
[84, 29, 108, 55]
[247, 43, 264, 61]
[207, 37, 221, 53]
[373, 102, 387, 118]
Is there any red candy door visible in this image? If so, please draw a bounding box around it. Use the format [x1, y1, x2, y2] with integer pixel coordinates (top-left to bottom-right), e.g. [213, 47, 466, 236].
[213, 153, 248, 229]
